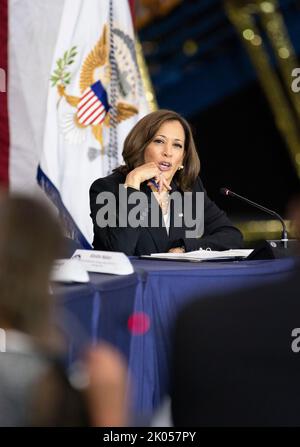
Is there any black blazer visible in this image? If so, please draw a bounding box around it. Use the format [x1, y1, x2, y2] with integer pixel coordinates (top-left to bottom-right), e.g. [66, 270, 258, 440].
[89, 171, 243, 255]
[171, 269, 300, 426]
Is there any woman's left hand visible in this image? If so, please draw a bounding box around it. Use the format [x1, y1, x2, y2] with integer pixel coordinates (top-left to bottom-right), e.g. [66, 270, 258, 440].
[168, 247, 185, 253]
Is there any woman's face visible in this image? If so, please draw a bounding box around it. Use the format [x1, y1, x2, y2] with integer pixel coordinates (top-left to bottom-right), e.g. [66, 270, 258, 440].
[143, 120, 185, 183]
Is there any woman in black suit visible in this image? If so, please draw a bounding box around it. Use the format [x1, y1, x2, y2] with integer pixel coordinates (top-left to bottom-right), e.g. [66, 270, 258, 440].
[89, 109, 243, 256]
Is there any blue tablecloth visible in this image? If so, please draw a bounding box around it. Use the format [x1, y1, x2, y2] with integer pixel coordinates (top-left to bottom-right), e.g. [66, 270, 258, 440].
[54, 257, 297, 416]
[54, 272, 140, 364]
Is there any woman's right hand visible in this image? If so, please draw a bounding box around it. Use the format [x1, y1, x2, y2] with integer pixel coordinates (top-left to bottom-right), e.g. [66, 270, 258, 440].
[125, 162, 170, 192]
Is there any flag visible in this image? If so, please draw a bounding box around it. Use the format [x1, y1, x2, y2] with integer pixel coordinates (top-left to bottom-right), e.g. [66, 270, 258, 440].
[77, 81, 109, 127]
[1, 1, 66, 194]
[37, 0, 150, 247]
[0, 0, 9, 186]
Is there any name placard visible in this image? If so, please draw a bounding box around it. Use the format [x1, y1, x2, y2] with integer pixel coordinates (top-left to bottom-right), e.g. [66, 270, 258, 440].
[52, 259, 90, 283]
[71, 250, 134, 275]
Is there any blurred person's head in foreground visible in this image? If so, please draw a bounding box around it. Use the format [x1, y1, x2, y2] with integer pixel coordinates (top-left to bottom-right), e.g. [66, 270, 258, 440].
[0, 194, 62, 342]
[0, 195, 129, 427]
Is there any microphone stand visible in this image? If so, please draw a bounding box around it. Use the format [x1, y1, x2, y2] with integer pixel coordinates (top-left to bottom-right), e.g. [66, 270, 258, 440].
[221, 189, 288, 246]
[220, 188, 300, 258]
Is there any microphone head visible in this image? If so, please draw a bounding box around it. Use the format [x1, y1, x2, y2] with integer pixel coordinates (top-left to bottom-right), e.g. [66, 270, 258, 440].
[220, 187, 231, 197]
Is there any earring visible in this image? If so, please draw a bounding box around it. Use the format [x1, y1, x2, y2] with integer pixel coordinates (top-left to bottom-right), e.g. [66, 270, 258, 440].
[178, 165, 184, 171]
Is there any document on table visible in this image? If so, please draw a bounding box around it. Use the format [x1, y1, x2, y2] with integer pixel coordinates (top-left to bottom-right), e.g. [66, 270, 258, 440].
[141, 249, 254, 262]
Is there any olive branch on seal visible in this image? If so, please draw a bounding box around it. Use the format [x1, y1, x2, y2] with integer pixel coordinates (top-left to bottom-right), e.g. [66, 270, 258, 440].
[50, 46, 77, 87]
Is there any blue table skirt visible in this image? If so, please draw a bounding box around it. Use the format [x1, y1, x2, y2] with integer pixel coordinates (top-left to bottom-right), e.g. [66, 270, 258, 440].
[54, 257, 297, 416]
[54, 272, 139, 365]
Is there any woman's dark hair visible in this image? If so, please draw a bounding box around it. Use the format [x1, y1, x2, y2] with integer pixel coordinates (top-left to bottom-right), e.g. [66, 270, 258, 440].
[116, 109, 200, 191]
[0, 195, 62, 337]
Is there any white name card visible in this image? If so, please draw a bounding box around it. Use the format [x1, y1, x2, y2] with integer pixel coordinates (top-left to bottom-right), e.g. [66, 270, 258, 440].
[71, 250, 134, 275]
[52, 259, 90, 283]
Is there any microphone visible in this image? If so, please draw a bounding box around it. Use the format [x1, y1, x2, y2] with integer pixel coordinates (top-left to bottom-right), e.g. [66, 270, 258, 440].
[220, 187, 288, 242]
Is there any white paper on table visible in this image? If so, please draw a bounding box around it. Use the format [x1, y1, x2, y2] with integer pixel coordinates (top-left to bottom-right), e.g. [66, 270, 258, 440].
[71, 250, 134, 275]
[52, 259, 90, 283]
[141, 249, 254, 262]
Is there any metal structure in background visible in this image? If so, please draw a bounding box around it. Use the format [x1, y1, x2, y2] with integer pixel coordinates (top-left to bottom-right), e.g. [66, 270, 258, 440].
[224, 0, 300, 240]
[135, 36, 158, 112]
[135, 0, 182, 30]
[135, 0, 300, 241]
[134, 0, 178, 112]
[225, 0, 300, 177]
